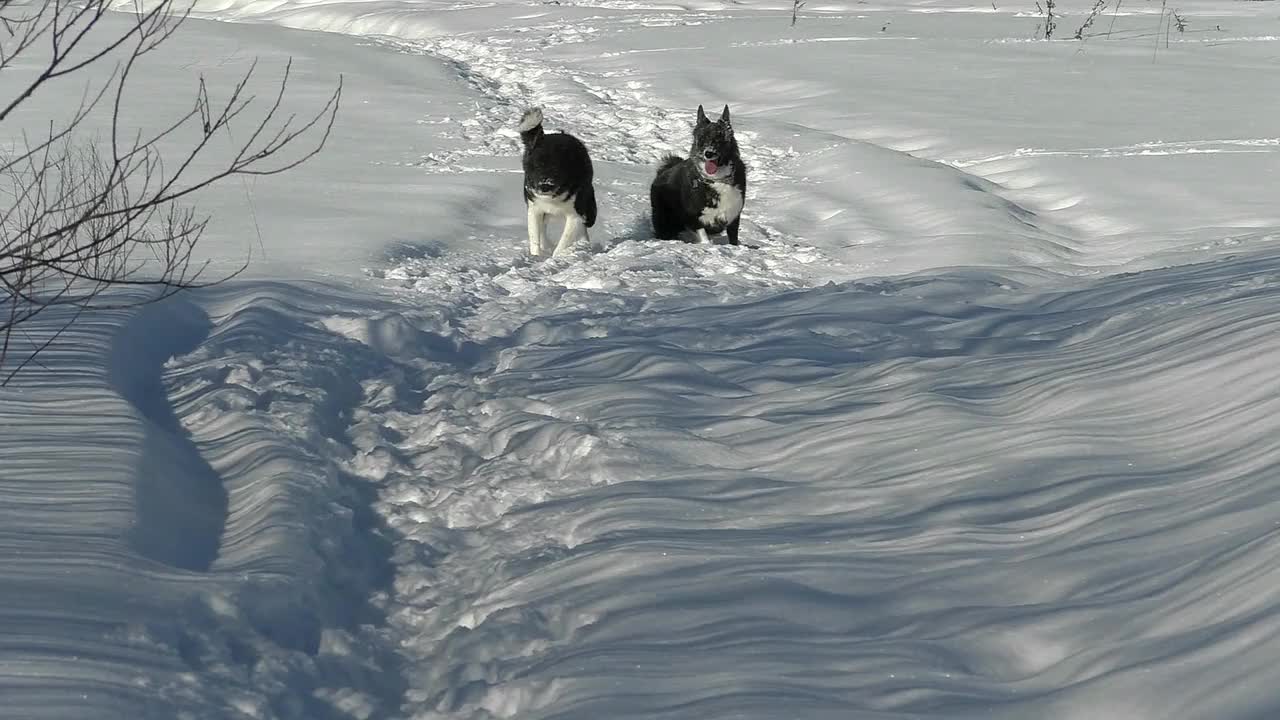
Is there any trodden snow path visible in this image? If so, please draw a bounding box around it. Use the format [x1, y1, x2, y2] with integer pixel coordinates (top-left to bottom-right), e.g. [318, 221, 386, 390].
[5, 0, 1280, 718]
[373, 16, 826, 265]
[335, 241, 1280, 720]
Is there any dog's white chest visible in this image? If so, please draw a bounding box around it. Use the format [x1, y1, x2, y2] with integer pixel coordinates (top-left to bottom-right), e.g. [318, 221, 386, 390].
[700, 181, 743, 227]
[529, 192, 578, 218]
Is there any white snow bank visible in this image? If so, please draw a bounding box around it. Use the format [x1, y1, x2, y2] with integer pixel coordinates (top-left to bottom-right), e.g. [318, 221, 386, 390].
[0, 16, 440, 719]
[0, 283, 405, 719]
[2, 0, 1278, 718]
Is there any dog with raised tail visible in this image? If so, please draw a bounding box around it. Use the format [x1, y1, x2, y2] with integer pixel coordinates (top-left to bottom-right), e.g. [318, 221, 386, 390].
[518, 108, 598, 258]
[649, 104, 746, 246]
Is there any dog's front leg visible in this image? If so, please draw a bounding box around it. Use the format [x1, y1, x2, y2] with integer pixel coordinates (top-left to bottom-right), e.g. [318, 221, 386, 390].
[527, 205, 548, 257]
[695, 228, 711, 245]
[552, 213, 585, 256]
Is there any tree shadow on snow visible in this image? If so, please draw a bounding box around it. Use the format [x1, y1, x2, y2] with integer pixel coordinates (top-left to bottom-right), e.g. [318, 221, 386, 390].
[107, 297, 225, 573]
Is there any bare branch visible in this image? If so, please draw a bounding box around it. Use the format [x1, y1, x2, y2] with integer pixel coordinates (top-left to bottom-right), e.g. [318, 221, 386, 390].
[0, 0, 340, 380]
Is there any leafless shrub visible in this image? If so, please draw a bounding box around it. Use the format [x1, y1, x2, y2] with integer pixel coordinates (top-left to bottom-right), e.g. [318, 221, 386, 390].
[1074, 0, 1108, 39]
[1034, 0, 1057, 39]
[0, 0, 341, 383]
[1172, 9, 1188, 33]
[1153, 0, 1167, 59]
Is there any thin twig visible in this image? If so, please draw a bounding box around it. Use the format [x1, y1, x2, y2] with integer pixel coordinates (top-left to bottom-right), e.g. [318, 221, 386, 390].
[0, 0, 341, 379]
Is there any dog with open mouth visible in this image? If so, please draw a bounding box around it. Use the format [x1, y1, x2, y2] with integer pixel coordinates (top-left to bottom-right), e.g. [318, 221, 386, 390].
[519, 107, 598, 257]
[649, 104, 746, 246]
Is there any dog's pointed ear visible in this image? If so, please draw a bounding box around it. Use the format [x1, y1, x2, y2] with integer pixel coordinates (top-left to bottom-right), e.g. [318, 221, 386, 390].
[696, 104, 710, 126]
[720, 104, 731, 125]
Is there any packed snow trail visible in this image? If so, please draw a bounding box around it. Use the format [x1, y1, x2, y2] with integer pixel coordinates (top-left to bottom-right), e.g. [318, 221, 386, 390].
[312, 5, 1280, 715]
[334, 247, 1280, 719]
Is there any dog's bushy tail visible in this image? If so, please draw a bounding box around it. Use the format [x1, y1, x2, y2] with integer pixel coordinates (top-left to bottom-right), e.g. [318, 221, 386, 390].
[518, 107, 544, 148]
[657, 154, 683, 173]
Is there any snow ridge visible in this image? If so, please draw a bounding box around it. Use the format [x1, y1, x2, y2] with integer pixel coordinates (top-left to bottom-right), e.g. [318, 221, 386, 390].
[333, 247, 1280, 719]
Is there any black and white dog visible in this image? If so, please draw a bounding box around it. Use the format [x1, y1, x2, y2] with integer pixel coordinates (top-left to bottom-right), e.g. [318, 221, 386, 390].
[519, 108, 598, 257]
[649, 104, 746, 246]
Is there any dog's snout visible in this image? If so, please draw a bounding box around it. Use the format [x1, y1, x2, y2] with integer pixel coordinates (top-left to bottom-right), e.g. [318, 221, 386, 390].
[536, 179, 555, 192]
[702, 149, 716, 160]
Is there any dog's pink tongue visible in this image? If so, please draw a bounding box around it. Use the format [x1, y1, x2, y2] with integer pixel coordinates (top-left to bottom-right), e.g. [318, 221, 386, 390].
[705, 160, 719, 175]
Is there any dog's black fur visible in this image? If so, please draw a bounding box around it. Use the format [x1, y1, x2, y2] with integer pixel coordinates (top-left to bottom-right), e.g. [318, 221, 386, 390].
[649, 104, 747, 246]
[520, 108, 597, 227]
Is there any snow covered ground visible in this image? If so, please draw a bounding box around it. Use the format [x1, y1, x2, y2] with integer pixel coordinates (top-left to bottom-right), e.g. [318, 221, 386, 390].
[3, 0, 1280, 718]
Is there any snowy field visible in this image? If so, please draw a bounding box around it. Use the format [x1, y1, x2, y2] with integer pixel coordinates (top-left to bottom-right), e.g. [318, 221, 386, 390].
[3, 0, 1280, 718]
